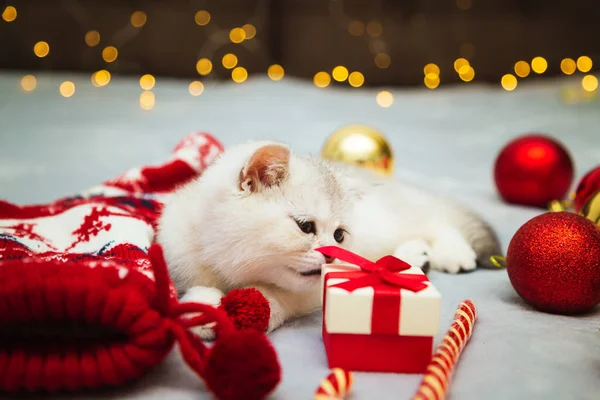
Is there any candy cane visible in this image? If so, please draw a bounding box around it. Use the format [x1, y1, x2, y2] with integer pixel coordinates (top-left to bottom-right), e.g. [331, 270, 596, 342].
[314, 368, 354, 400]
[412, 300, 478, 400]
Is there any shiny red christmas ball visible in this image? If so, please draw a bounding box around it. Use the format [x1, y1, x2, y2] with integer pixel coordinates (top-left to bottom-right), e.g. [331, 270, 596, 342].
[494, 134, 574, 207]
[574, 165, 600, 212]
[506, 212, 600, 314]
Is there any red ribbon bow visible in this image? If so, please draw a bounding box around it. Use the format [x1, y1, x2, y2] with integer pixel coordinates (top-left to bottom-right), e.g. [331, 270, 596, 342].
[315, 246, 429, 293]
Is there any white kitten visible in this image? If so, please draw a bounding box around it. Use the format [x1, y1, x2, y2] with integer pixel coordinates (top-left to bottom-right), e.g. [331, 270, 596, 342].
[157, 141, 500, 337]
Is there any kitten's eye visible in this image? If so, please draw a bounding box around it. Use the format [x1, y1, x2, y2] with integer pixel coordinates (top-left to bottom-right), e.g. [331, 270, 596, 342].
[333, 228, 345, 243]
[296, 220, 316, 234]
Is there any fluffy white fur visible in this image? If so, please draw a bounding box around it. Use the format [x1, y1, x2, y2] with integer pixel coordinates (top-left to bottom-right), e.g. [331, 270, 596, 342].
[157, 140, 500, 338]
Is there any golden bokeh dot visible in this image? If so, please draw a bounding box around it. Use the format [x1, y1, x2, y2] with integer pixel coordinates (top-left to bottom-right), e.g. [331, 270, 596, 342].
[501, 74, 518, 91]
[21, 75, 36, 92]
[92, 70, 111, 87]
[130, 11, 147, 28]
[531, 57, 547, 74]
[348, 20, 364, 36]
[313, 72, 331, 88]
[231, 66, 248, 83]
[102, 46, 118, 63]
[456, 0, 472, 10]
[139, 74, 155, 90]
[140, 91, 155, 110]
[332, 66, 349, 82]
[229, 27, 246, 44]
[424, 75, 440, 89]
[195, 10, 211, 26]
[577, 56, 593, 73]
[267, 64, 284, 81]
[33, 41, 50, 58]
[189, 81, 204, 96]
[460, 43, 475, 59]
[424, 63, 440, 77]
[196, 58, 213, 75]
[514, 61, 530, 78]
[375, 53, 391, 69]
[85, 30, 101, 47]
[453, 58, 469, 73]
[222, 53, 238, 69]
[582, 75, 598, 92]
[242, 24, 256, 39]
[2, 6, 17, 22]
[459, 66, 475, 82]
[376, 91, 393, 107]
[560, 58, 576, 75]
[366, 21, 383, 37]
[59, 81, 75, 98]
[348, 71, 364, 87]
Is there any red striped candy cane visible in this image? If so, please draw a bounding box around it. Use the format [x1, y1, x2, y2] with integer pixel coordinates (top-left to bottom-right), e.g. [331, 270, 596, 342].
[412, 300, 478, 400]
[314, 368, 354, 400]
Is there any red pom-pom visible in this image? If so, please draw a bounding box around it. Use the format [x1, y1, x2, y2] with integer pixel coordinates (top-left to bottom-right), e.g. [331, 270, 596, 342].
[204, 330, 281, 400]
[219, 288, 270, 332]
[494, 134, 574, 207]
[506, 212, 600, 314]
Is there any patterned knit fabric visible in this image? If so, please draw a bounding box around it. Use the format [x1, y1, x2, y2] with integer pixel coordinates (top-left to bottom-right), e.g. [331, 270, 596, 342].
[0, 133, 281, 399]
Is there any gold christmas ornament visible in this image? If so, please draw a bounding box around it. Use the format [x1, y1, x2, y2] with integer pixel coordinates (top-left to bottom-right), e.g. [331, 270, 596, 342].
[321, 125, 394, 176]
[580, 190, 600, 225]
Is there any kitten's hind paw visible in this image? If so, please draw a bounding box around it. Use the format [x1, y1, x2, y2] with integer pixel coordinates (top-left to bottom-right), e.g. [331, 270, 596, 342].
[394, 239, 432, 273]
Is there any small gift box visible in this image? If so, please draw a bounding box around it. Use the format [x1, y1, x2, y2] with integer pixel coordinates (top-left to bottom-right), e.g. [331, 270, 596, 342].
[316, 246, 442, 373]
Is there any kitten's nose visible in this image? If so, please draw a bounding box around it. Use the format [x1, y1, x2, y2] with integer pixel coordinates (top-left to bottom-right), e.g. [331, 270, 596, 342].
[324, 255, 335, 264]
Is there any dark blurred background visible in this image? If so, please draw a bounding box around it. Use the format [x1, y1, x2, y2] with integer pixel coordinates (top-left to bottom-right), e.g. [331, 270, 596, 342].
[1, 0, 599, 88]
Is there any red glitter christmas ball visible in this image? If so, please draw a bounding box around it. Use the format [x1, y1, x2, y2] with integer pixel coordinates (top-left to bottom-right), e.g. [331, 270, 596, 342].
[574, 165, 600, 212]
[494, 134, 574, 207]
[506, 212, 600, 314]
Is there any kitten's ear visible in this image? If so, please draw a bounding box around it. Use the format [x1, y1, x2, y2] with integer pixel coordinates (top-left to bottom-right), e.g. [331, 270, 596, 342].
[239, 144, 290, 192]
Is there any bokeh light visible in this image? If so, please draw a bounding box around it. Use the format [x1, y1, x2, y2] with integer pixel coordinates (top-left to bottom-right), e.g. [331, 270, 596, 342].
[195, 10, 210, 26]
[222, 53, 238, 69]
[242, 24, 256, 39]
[91, 70, 111, 87]
[514, 61, 530, 78]
[460, 43, 475, 59]
[196, 58, 212, 75]
[140, 91, 155, 110]
[139, 74, 155, 90]
[33, 41, 50, 58]
[459, 66, 475, 82]
[189, 81, 204, 96]
[453, 58, 469, 73]
[348, 71, 364, 87]
[531, 57, 547, 74]
[424, 75, 440, 89]
[102, 46, 118, 63]
[456, 0, 472, 10]
[59, 81, 75, 98]
[268, 64, 284, 81]
[85, 30, 101, 47]
[560, 58, 576, 75]
[375, 53, 391, 69]
[229, 28, 246, 43]
[376, 91, 393, 107]
[577, 56, 593, 73]
[130, 11, 147, 28]
[2, 6, 16, 22]
[231, 67, 248, 83]
[332, 66, 349, 82]
[348, 20, 364, 36]
[501, 74, 518, 91]
[424, 63, 440, 77]
[582, 75, 598, 92]
[313, 72, 331, 88]
[366, 21, 383, 37]
[20, 75, 36, 92]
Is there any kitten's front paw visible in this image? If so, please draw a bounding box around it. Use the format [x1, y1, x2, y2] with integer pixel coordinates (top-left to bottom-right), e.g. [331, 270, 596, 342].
[190, 323, 217, 341]
[429, 233, 477, 274]
[394, 239, 431, 273]
[180, 286, 224, 306]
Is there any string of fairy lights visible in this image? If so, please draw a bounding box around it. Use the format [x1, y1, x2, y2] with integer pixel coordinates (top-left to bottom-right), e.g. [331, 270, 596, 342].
[2, 2, 598, 111]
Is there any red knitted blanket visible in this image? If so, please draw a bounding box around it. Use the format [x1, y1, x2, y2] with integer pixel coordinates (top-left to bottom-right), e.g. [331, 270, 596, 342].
[0, 133, 280, 400]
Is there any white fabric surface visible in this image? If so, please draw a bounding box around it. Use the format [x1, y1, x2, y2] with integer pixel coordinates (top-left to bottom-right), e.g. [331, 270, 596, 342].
[1, 71, 599, 400]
